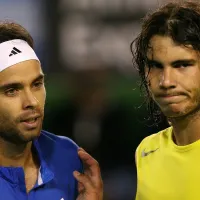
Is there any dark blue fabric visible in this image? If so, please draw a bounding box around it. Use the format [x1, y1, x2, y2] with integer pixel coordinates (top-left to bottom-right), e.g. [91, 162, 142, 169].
[0, 130, 83, 200]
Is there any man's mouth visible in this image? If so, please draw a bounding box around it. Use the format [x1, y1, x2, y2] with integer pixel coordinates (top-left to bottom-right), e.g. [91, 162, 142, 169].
[21, 114, 41, 122]
[20, 114, 42, 129]
[23, 117, 38, 123]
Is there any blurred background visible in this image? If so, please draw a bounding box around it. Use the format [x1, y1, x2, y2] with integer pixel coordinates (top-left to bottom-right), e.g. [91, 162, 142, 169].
[0, 0, 171, 199]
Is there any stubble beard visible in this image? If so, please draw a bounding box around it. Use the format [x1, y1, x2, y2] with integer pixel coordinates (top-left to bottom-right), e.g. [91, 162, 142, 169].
[0, 113, 43, 145]
[161, 94, 200, 122]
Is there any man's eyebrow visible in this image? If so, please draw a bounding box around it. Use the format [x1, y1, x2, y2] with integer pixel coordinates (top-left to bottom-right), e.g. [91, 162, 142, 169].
[0, 82, 23, 91]
[146, 58, 196, 65]
[171, 59, 196, 65]
[146, 59, 162, 65]
[32, 74, 45, 83]
[0, 74, 45, 91]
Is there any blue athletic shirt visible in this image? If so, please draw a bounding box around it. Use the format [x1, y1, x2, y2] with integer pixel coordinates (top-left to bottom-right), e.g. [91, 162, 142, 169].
[0, 130, 83, 200]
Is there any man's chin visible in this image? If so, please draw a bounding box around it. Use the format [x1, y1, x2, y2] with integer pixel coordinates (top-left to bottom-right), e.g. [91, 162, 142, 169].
[162, 107, 199, 119]
[161, 108, 185, 118]
[16, 128, 42, 143]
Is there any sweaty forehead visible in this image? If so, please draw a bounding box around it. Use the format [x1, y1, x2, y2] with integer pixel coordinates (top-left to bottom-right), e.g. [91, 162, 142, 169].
[147, 35, 198, 62]
[0, 60, 42, 84]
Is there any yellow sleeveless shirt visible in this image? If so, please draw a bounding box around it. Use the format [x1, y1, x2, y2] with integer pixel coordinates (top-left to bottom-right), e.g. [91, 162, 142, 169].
[135, 127, 200, 200]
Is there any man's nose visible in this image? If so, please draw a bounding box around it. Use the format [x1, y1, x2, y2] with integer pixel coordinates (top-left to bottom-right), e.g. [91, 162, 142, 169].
[22, 89, 39, 109]
[159, 67, 177, 89]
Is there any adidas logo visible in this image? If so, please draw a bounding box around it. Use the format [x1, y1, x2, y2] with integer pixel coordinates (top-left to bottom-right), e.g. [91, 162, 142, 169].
[9, 47, 22, 57]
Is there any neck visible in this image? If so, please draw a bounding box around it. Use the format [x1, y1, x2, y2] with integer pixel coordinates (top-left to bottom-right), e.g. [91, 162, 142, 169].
[169, 110, 200, 146]
[0, 139, 36, 168]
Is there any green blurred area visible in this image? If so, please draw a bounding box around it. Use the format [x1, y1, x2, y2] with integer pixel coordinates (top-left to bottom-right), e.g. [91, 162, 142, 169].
[45, 71, 142, 106]
[42, 71, 168, 170]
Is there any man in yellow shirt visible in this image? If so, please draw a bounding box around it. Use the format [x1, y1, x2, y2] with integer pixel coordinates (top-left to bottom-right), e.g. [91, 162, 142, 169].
[131, 1, 200, 199]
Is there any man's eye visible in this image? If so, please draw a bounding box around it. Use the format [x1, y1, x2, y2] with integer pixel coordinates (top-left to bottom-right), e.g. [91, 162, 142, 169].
[5, 88, 18, 96]
[174, 63, 192, 68]
[33, 82, 43, 88]
[148, 63, 163, 69]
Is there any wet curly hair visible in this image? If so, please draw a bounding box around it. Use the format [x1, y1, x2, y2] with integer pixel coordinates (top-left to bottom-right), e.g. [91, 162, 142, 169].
[130, 1, 200, 125]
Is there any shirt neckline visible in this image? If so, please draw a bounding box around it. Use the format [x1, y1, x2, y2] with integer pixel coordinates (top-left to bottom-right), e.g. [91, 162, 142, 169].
[168, 126, 200, 152]
[0, 135, 54, 187]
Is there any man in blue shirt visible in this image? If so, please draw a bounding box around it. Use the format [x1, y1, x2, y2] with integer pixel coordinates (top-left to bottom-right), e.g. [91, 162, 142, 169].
[0, 22, 103, 200]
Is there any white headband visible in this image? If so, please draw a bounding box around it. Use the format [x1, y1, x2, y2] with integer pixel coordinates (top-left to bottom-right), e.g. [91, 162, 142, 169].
[0, 39, 39, 72]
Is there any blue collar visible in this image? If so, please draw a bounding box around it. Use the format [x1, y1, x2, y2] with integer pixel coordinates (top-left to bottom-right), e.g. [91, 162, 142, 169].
[33, 139, 54, 187]
[0, 139, 54, 188]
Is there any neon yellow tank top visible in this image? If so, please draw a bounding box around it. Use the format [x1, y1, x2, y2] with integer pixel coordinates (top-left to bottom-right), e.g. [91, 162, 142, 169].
[135, 127, 200, 200]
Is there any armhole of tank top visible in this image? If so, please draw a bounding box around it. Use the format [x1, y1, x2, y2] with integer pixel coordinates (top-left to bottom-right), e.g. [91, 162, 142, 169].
[135, 145, 141, 173]
[135, 136, 149, 174]
[135, 150, 137, 165]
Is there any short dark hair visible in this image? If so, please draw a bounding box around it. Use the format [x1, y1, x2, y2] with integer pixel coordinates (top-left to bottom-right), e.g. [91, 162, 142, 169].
[0, 21, 33, 48]
[130, 1, 200, 125]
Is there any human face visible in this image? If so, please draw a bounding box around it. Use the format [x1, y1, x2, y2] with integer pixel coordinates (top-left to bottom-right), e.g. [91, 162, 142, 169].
[146, 35, 200, 118]
[0, 60, 46, 144]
